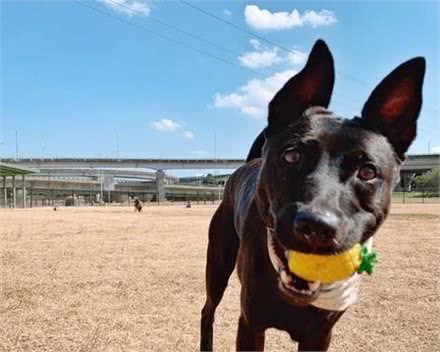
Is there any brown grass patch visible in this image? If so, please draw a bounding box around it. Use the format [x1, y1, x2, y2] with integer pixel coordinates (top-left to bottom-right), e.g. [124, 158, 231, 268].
[1, 205, 439, 351]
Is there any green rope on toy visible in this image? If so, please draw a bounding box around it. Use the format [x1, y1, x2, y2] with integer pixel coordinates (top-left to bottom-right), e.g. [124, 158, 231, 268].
[357, 246, 378, 275]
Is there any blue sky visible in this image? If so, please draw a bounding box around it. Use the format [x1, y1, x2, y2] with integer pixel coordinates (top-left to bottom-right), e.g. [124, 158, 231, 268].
[2, 0, 439, 166]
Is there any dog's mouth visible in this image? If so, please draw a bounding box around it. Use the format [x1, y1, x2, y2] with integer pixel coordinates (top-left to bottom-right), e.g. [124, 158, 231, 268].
[267, 229, 321, 305]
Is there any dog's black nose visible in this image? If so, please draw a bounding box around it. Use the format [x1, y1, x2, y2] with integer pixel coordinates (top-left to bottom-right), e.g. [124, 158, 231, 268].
[293, 211, 340, 245]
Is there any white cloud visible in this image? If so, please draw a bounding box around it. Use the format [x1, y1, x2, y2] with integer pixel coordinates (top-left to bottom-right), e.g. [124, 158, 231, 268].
[151, 119, 181, 132]
[183, 130, 195, 139]
[431, 145, 440, 153]
[151, 119, 196, 140]
[238, 47, 282, 69]
[302, 10, 337, 27]
[287, 50, 307, 65]
[223, 9, 232, 17]
[213, 69, 297, 119]
[244, 5, 336, 30]
[249, 39, 261, 50]
[238, 39, 306, 69]
[102, 0, 150, 16]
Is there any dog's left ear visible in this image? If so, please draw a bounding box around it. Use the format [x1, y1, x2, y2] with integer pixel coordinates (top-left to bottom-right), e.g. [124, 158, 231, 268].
[267, 39, 335, 133]
[361, 57, 425, 158]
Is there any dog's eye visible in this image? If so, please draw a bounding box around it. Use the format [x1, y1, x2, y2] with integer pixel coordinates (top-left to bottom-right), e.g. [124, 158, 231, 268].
[283, 148, 301, 164]
[357, 164, 377, 181]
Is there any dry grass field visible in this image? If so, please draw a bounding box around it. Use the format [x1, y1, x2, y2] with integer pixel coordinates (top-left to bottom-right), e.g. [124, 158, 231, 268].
[1, 204, 439, 351]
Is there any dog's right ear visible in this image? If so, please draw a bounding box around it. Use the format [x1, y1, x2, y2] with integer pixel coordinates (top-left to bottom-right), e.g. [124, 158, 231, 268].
[267, 39, 335, 134]
[360, 57, 425, 159]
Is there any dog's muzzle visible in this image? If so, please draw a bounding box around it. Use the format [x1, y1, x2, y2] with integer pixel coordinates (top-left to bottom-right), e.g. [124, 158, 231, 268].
[267, 228, 373, 311]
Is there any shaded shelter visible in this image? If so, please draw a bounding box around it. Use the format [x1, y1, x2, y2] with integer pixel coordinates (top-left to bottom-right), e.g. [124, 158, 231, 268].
[0, 162, 38, 208]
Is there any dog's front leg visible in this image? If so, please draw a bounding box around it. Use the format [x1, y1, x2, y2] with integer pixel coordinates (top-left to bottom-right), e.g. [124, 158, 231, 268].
[296, 331, 332, 352]
[236, 315, 265, 351]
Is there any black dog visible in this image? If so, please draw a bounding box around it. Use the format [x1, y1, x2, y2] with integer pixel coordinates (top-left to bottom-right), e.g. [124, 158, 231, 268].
[200, 40, 425, 351]
[134, 198, 143, 212]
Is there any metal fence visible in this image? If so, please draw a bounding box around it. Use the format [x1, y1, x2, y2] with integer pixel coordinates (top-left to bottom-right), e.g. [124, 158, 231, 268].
[0, 187, 223, 208]
[1, 185, 439, 208]
[391, 187, 440, 204]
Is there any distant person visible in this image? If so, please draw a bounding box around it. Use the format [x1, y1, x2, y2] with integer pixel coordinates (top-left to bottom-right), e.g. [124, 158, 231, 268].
[185, 201, 192, 208]
[134, 198, 143, 212]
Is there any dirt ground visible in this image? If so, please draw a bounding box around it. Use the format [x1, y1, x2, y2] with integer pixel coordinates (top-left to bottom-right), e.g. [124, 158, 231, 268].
[1, 204, 439, 351]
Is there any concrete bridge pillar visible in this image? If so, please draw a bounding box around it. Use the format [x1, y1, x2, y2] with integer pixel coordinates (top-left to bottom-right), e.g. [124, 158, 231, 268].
[22, 175, 26, 208]
[155, 170, 166, 203]
[3, 176, 7, 207]
[102, 175, 115, 203]
[12, 175, 16, 208]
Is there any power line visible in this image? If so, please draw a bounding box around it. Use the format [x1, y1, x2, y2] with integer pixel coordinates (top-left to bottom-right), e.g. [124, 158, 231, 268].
[73, 0, 266, 79]
[80, 0, 364, 113]
[106, 1, 233, 55]
[100, 0, 440, 118]
[104, 0, 276, 72]
[107, 0, 440, 121]
[178, 0, 363, 83]
[178, 0, 440, 117]
[75, 1, 439, 131]
[178, 0, 293, 52]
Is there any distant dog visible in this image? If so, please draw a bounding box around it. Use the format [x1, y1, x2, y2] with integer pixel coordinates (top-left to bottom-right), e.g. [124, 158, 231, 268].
[200, 40, 425, 351]
[134, 198, 143, 212]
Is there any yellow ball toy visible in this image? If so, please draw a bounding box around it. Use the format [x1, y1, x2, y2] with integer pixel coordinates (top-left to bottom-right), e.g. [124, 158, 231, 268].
[287, 244, 378, 284]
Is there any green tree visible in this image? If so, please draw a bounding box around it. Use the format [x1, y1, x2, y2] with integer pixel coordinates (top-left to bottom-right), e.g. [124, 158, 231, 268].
[414, 168, 440, 196]
[202, 173, 218, 185]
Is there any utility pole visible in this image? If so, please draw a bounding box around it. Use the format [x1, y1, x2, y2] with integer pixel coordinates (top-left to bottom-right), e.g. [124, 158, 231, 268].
[214, 131, 222, 201]
[15, 130, 19, 160]
[214, 131, 217, 161]
[100, 169, 104, 204]
[213, 131, 218, 187]
[116, 131, 120, 159]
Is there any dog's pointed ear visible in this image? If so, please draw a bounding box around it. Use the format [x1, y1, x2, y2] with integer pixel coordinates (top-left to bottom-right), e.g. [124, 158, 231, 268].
[361, 57, 425, 158]
[267, 39, 334, 133]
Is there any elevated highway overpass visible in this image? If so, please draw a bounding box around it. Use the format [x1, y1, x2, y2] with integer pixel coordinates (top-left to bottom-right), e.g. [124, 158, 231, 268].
[2, 154, 438, 201]
[3, 154, 439, 173]
[4, 158, 244, 170]
[31, 168, 178, 182]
